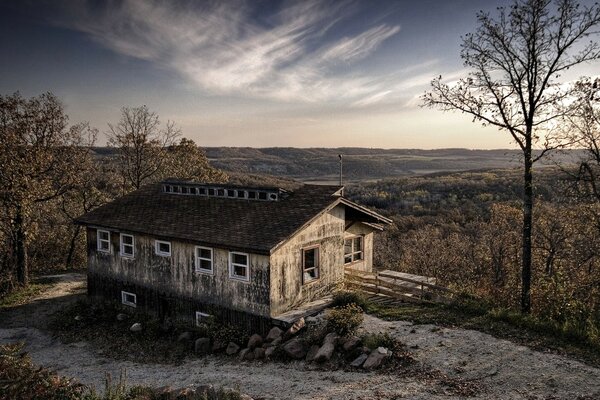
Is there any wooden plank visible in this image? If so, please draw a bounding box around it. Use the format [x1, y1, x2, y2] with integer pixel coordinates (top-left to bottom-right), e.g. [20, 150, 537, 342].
[378, 271, 453, 293]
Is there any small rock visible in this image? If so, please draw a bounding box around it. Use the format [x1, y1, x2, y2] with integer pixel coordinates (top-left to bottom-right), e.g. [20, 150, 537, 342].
[116, 313, 128, 321]
[196, 384, 214, 395]
[247, 334, 263, 350]
[239, 348, 254, 361]
[362, 347, 390, 369]
[282, 338, 307, 359]
[212, 341, 227, 353]
[283, 317, 305, 340]
[270, 336, 282, 347]
[225, 342, 240, 355]
[195, 338, 211, 355]
[351, 353, 368, 368]
[74, 315, 82, 321]
[265, 346, 277, 359]
[253, 347, 265, 360]
[314, 333, 338, 363]
[361, 346, 370, 354]
[129, 323, 142, 332]
[178, 331, 193, 342]
[342, 336, 361, 352]
[305, 345, 320, 362]
[266, 327, 283, 342]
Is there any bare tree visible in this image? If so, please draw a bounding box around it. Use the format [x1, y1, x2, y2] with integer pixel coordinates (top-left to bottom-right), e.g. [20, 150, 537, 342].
[423, 0, 600, 313]
[0, 92, 96, 286]
[108, 105, 181, 191]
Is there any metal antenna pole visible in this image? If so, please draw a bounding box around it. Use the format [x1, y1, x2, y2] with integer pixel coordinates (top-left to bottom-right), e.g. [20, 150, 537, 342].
[338, 154, 343, 186]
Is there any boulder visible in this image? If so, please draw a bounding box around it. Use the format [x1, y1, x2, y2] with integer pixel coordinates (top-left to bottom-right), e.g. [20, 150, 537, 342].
[350, 353, 368, 368]
[305, 345, 320, 362]
[283, 317, 305, 340]
[282, 338, 306, 359]
[116, 313, 128, 321]
[265, 346, 277, 359]
[342, 336, 361, 352]
[270, 336, 282, 347]
[195, 338, 211, 355]
[265, 327, 283, 342]
[314, 333, 338, 363]
[247, 334, 263, 350]
[253, 347, 265, 360]
[212, 341, 227, 353]
[362, 347, 390, 370]
[225, 342, 240, 355]
[129, 323, 142, 332]
[177, 331, 193, 342]
[239, 348, 254, 361]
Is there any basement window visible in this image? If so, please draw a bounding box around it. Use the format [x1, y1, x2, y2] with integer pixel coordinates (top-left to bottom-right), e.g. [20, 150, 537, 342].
[195, 311, 211, 327]
[120, 233, 135, 258]
[97, 229, 111, 253]
[229, 251, 249, 282]
[121, 291, 136, 307]
[344, 236, 363, 264]
[302, 246, 320, 283]
[155, 240, 171, 257]
[195, 246, 213, 274]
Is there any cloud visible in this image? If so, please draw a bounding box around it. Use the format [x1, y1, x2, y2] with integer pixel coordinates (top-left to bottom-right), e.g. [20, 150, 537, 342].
[50, 0, 412, 105]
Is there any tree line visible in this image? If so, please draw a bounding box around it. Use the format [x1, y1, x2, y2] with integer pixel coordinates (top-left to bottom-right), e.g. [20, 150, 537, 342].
[0, 93, 227, 294]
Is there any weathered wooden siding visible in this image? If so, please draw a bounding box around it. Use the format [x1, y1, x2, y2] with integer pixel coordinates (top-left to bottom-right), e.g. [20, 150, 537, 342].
[86, 227, 270, 319]
[269, 205, 346, 316]
[344, 223, 374, 272]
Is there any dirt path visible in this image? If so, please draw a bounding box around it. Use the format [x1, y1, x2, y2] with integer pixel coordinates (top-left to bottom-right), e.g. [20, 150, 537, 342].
[1, 274, 600, 399]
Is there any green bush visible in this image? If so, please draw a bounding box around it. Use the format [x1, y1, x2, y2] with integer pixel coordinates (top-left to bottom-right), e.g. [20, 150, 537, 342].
[325, 303, 364, 336]
[331, 290, 368, 311]
[361, 332, 395, 350]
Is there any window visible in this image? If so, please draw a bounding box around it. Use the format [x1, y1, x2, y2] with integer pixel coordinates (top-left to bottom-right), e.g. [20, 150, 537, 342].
[236, 190, 246, 198]
[181, 186, 189, 194]
[195, 246, 213, 274]
[217, 188, 225, 197]
[207, 188, 215, 196]
[155, 240, 171, 257]
[164, 185, 172, 193]
[247, 191, 257, 199]
[121, 291, 136, 307]
[198, 188, 207, 195]
[120, 233, 135, 258]
[344, 236, 363, 264]
[195, 311, 211, 327]
[173, 186, 181, 193]
[97, 230, 111, 253]
[226, 189, 236, 197]
[302, 246, 320, 283]
[258, 192, 268, 200]
[229, 251, 249, 281]
[189, 187, 197, 195]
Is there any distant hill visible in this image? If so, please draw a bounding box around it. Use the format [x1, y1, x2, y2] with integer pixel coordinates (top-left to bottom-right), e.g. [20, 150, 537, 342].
[93, 147, 584, 184]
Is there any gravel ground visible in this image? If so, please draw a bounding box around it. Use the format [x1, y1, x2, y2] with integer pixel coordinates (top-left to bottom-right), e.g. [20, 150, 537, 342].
[1, 273, 599, 399]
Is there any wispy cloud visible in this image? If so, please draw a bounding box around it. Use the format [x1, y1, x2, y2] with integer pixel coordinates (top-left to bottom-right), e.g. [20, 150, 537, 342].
[51, 0, 445, 107]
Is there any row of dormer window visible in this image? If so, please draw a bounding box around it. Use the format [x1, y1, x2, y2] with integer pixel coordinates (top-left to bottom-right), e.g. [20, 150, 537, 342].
[96, 229, 250, 282]
[163, 184, 278, 201]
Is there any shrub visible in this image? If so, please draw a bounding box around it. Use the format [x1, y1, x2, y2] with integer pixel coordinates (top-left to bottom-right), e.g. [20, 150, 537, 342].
[331, 290, 368, 311]
[325, 303, 364, 336]
[361, 332, 395, 350]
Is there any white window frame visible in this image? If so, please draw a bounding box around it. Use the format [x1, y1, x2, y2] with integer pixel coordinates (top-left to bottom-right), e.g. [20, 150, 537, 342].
[229, 251, 250, 282]
[195, 311, 211, 327]
[344, 235, 364, 264]
[121, 291, 136, 307]
[195, 246, 214, 274]
[302, 245, 320, 284]
[155, 240, 172, 257]
[97, 229, 111, 253]
[119, 233, 135, 258]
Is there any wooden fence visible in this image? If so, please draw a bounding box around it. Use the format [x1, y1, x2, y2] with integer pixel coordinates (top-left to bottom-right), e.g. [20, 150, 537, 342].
[344, 268, 455, 304]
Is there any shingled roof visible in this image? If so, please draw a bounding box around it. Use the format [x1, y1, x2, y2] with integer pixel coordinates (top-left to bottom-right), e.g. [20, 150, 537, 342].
[76, 182, 390, 255]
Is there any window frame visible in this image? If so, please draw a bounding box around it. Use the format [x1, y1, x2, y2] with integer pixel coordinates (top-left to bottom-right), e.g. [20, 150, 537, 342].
[97, 229, 111, 254]
[119, 233, 135, 258]
[344, 235, 364, 265]
[121, 291, 137, 307]
[155, 240, 172, 257]
[195, 246, 214, 274]
[301, 245, 320, 284]
[228, 251, 250, 282]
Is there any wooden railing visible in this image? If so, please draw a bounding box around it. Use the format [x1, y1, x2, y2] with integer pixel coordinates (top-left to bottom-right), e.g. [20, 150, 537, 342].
[344, 267, 454, 304]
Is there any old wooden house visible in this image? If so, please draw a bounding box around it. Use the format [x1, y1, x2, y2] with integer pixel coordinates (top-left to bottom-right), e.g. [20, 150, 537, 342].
[76, 180, 391, 330]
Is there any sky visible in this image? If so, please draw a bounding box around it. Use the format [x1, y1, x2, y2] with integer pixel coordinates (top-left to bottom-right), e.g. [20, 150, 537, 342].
[0, 0, 599, 149]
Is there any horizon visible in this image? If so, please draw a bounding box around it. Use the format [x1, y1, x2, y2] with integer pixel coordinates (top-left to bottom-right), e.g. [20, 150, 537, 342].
[1, 0, 599, 149]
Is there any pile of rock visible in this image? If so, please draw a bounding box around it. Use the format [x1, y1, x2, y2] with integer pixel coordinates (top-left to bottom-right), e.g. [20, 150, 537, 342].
[154, 384, 253, 400]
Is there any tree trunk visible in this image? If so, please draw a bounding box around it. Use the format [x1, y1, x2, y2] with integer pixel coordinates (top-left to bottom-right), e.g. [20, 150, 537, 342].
[521, 144, 533, 314]
[65, 225, 82, 269]
[14, 204, 29, 286]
